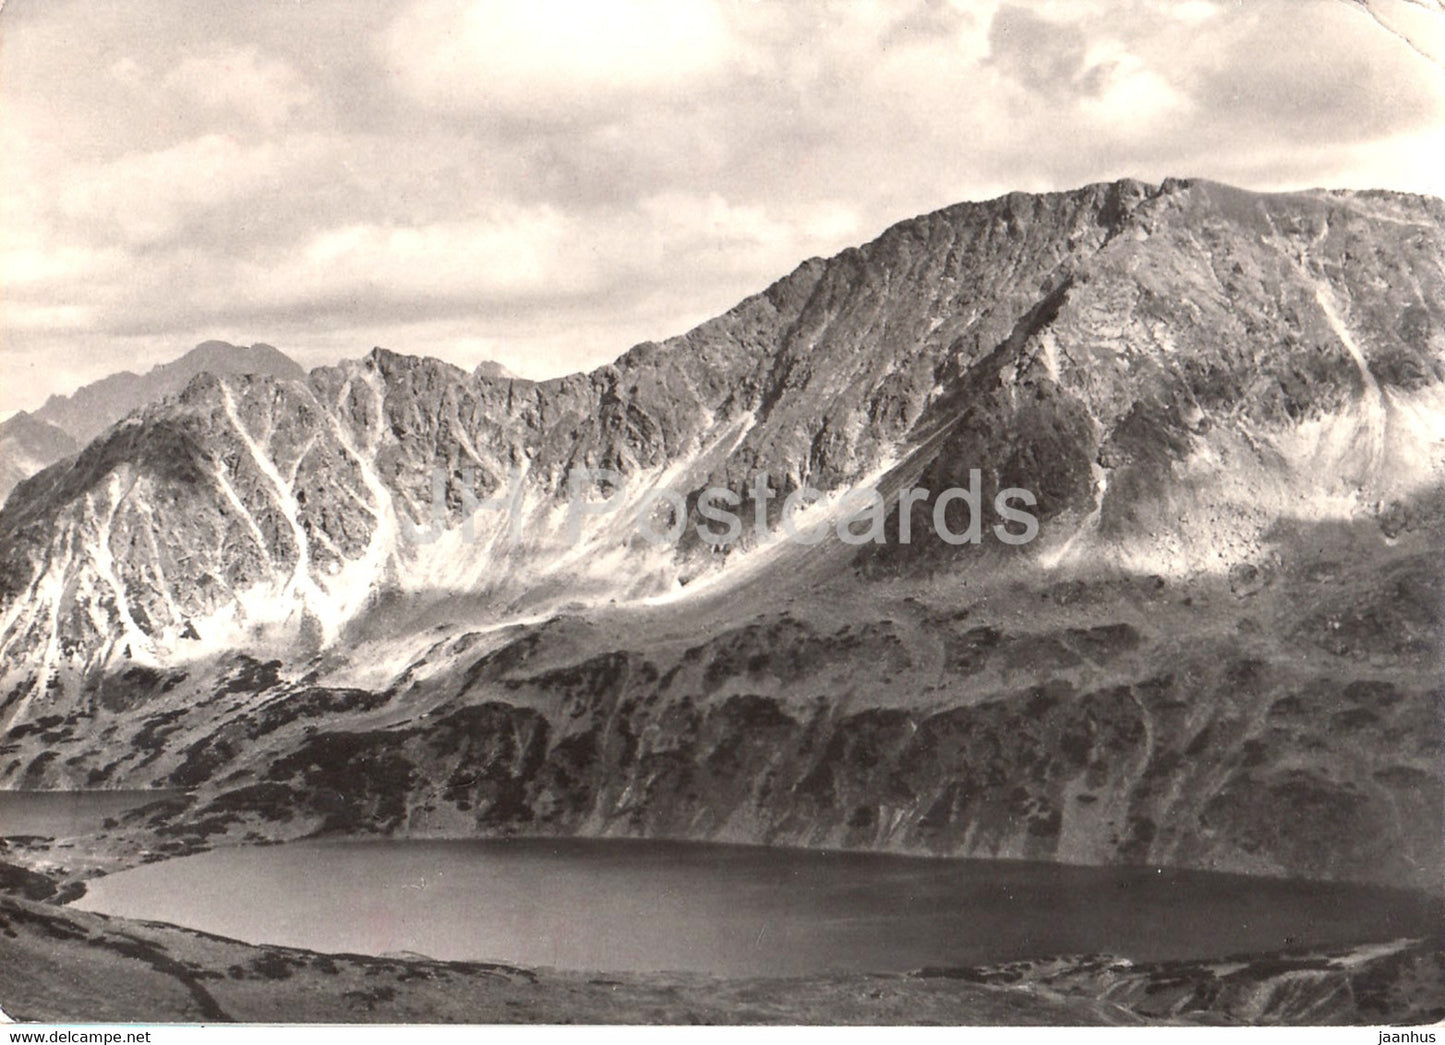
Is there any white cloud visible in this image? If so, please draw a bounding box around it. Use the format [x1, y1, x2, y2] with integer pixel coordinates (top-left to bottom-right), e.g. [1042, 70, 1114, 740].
[248, 207, 580, 307]
[1079, 45, 1190, 131]
[108, 56, 146, 87]
[161, 46, 311, 130]
[633, 192, 862, 278]
[188, 192, 859, 322]
[2, 302, 98, 333]
[380, 0, 735, 115]
[1, 243, 127, 290]
[2, 0, 1443, 418]
[53, 134, 332, 247]
[1169, 0, 1222, 24]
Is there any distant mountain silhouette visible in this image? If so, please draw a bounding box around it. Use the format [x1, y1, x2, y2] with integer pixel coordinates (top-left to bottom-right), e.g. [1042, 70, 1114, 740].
[0, 341, 306, 504]
[0, 412, 78, 505]
[34, 341, 305, 446]
[474, 360, 516, 381]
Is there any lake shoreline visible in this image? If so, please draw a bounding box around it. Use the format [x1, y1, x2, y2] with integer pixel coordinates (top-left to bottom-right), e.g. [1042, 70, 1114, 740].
[3, 807, 1444, 1023]
[65, 833, 1445, 978]
[3, 885, 1444, 1024]
[1, 793, 1439, 941]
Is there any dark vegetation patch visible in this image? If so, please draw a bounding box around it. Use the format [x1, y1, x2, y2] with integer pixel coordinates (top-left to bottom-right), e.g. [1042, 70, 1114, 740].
[217, 656, 284, 695]
[247, 687, 392, 738]
[83, 666, 190, 713]
[0, 859, 63, 901]
[131, 709, 188, 765]
[6, 714, 63, 740]
[0, 899, 90, 941]
[265, 731, 417, 832]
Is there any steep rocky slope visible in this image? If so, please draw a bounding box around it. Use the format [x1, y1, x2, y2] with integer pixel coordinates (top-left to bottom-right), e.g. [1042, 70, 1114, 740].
[0, 414, 77, 507]
[0, 178, 1441, 892]
[31, 341, 305, 447]
[10, 534, 1436, 890]
[1, 342, 304, 509]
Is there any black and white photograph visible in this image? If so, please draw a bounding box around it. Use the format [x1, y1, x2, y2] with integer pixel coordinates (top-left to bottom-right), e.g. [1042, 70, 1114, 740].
[0, 0, 1442, 1029]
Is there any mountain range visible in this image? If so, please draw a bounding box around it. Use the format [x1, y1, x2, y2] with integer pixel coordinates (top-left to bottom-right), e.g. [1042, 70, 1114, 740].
[0, 414, 78, 511]
[0, 177, 1440, 893]
[0, 342, 304, 505]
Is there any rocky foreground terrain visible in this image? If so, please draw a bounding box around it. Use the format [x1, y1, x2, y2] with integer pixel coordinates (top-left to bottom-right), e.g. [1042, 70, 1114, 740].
[0, 177, 1441, 1022]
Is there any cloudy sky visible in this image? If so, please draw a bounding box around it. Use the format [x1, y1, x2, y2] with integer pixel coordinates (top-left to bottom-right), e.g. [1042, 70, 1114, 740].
[2, 0, 1443, 416]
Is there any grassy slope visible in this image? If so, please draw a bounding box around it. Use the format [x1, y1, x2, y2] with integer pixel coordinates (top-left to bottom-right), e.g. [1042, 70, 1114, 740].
[0, 892, 1110, 1025]
[2, 888, 1441, 1025]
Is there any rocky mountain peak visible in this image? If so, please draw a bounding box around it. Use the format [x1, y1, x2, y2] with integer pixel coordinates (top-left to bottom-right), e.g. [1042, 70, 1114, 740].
[473, 360, 517, 381]
[32, 340, 306, 447]
[0, 341, 308, 507]
[0, 177, 1441, 687]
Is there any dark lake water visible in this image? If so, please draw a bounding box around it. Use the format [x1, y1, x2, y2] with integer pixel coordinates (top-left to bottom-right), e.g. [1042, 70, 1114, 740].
[0, 789, 187, 838]
[71, 837, 1438, 976]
